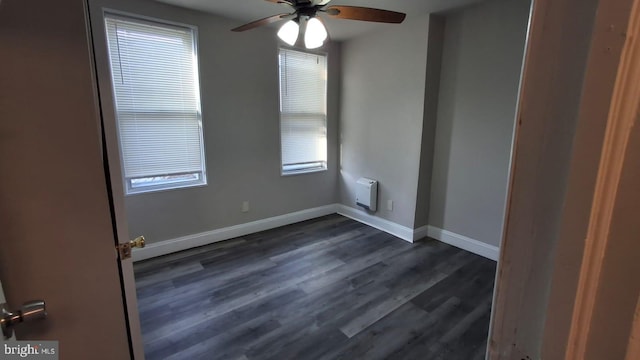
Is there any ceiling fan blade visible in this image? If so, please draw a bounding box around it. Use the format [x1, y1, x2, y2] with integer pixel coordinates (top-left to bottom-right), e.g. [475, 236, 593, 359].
[264, 0, 294, 5]
[324, 6, 406, 24]
[312, 0, 332, 5]
[231, 13, 292, 32]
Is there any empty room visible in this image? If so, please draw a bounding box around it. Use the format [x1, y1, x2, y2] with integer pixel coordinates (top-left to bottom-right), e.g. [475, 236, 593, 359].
[5, 0, 640, 358]
[86, 0, 530, 358]
[1, 0, 536, 358]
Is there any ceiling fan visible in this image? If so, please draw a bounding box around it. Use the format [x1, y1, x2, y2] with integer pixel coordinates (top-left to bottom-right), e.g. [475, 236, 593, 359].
[231, 0, 406, 49]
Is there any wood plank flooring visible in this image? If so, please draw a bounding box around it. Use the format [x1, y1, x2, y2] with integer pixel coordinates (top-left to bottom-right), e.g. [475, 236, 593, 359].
[134, 214, 496, 360]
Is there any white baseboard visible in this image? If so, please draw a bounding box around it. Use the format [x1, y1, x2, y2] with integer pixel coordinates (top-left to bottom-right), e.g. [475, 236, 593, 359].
[133, 204, 338, 262]
[425, 226, 500, 261]
[413, 225, 430, 242]
[336, 204, 414, 243]
[134, 203, 500, 262]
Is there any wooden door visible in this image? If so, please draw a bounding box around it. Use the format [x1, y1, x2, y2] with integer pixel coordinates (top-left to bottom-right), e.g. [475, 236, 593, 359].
[0, 0, 136, 358]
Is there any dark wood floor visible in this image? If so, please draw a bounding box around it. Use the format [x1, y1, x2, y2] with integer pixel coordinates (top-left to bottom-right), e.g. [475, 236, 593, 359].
[134, 214, 496, 360]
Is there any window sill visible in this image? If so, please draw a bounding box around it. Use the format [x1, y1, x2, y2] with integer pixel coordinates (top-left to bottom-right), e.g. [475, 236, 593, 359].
[125, 180, 207, 196]
[281, 167, 328, 177]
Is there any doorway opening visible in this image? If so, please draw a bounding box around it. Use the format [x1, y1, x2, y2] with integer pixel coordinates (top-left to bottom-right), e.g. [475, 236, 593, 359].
[87, 0, 533, 358]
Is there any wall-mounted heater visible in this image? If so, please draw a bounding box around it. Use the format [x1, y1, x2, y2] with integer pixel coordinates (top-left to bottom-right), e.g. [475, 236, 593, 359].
[356, 178, 378, 212]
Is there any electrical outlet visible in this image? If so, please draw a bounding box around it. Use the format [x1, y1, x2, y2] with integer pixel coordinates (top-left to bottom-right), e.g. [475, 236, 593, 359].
[387, 200, 393, 211]
[242, 201, 250, 213]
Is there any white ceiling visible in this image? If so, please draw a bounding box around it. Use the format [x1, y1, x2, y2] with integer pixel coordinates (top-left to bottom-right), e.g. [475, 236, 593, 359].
[155, 0, 483, 40]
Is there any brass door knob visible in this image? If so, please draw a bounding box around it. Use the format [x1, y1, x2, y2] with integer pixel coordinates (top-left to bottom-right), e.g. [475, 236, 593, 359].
[116, 236, 146, 260]
[130, 236, 145, 249]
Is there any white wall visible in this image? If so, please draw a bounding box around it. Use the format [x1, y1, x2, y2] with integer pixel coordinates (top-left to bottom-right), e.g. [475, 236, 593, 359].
[339, 0, 529, 242]
[89, 0, 340, 244]
[428, 0, 531, 247]
[339, 14, 431, 228]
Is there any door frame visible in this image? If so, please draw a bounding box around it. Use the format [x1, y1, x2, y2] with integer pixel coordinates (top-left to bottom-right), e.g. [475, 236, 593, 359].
[490, 0, 639, 358]
[84, 1, 145, 358]
[566, 0, 640, 356]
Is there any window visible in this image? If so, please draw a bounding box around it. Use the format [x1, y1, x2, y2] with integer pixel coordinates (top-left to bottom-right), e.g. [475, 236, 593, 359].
[104, 14, 206, 194]
[278, 48, 328, 175]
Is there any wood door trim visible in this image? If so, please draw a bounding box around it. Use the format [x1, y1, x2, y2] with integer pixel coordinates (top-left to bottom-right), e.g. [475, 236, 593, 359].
[626, 296, 640, 360]
[566, 0, 640, 357]
[84, 1, 145, 358]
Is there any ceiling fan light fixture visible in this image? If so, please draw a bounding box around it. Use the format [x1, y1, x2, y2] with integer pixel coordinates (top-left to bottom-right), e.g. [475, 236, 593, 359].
[277, 20, 299, 46]
[232, 1, 406, 49]
[304, 17, 327, 49]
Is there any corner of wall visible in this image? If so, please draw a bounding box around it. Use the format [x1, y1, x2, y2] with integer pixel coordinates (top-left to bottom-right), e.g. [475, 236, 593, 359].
[414, 14, 447, 229]
[337, 13, 431, 231]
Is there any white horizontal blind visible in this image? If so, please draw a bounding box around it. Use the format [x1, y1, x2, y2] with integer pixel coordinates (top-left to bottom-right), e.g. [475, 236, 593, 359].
[104, 14, 205, 184]
[279, 48, 327, 173]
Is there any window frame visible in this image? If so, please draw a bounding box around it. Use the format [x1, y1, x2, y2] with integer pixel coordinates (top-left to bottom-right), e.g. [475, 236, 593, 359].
[278, 46, 329, 176]
[103, 10, 207, 195]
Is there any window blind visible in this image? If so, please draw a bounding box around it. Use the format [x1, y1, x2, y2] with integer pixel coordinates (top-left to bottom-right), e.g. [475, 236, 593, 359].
[104, 14, 205, 190]
[278, 48, 327, 173]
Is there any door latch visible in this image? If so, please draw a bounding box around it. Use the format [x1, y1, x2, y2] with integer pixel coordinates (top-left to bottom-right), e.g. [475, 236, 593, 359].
[117, 236, 146, 260]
